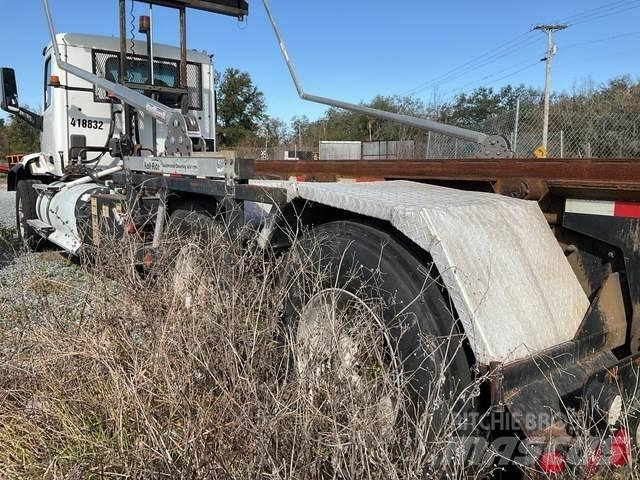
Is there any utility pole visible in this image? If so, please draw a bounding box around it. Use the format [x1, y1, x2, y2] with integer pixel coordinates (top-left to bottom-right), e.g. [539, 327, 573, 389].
[534, 24, 567, 156]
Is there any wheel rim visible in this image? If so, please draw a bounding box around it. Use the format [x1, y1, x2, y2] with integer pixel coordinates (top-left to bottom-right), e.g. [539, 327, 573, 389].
[172, 243, 218, 311]
[296, 288, 400, 435]
[173, 243, 203, 310]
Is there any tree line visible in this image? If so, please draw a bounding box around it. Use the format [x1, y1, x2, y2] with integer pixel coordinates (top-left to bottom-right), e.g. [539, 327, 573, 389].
[0, 115, 41, 160]
[216, 69, 640, 158]
[2, 69, 639, 159]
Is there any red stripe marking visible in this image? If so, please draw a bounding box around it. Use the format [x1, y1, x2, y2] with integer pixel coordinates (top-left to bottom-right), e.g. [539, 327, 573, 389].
[614, 202, 640, 219]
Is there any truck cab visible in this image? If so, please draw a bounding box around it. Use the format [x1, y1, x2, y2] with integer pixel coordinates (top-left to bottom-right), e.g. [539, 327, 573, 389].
[6, 33, 216, 187]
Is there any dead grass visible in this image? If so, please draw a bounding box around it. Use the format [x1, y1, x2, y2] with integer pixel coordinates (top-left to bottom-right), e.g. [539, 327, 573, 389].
[0, 219, 637, 479]
[0, 224, 19, 252]
[24, 276, 71, 296]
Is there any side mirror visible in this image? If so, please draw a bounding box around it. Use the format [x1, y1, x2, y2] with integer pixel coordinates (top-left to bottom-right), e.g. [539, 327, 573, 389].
[0, 67, 20, 113]
[0, 67, 43, 131]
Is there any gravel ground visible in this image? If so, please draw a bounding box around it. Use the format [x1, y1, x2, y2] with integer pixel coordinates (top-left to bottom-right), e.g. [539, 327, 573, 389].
[0, 188, 17, 265]
[0, 184, 88, 324]
[0, 251, 90, 326]
[0, 190, 16, 229]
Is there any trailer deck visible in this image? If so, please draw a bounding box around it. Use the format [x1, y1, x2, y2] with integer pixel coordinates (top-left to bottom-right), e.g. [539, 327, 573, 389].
[254, 157, 640, 200]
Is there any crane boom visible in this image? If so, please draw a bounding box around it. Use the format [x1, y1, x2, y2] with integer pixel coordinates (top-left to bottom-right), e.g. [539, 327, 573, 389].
[262, 0, 512, 158]
[42, 0, 198, 156]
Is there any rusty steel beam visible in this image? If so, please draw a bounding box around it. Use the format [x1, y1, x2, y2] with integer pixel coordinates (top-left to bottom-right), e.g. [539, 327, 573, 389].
[255, 158, 640, 189]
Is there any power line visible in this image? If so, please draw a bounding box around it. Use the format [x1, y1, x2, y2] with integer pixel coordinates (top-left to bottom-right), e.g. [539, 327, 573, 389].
[400, 31, 534, 94]
[455, 28, 639, 96]
[554, 0, 638, 24]
[565, 0, 640, 26]
[445, 46, 636, 102]
[571, 4, 640, 26]
[563, 30, 640, 50]
[553, 48, 640, 69]
[487, 62, 542, 85]
[456, 29, 639, 93]
[402, 32, 535, 91]
[401, 0, 640, 99]
[457, 60, 542, 91]
[403, 34, 539, 96]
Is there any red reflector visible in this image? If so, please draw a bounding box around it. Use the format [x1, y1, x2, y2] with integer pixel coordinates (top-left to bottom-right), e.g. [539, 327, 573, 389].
[614, 202, 640, 219]
[143, 252, 153, 269]
[124, 219, 137, 234]
[610, 428, 629, 467]
[539, 450, 565, 473]
[586, 447, 602, 476]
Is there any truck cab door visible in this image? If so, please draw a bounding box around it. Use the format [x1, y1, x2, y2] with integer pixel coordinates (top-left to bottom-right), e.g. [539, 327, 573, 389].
[39, 55, 65, 176]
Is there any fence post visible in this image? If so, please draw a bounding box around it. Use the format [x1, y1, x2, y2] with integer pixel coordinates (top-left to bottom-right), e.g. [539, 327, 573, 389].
[513, 96, 521, 155]
[426, 131, 432, 159]
[454, 139, 459, 159]
[560, 130, 564, 158]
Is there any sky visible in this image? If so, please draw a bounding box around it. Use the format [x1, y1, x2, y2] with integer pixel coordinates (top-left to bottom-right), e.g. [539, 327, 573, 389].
[2, 0, 639, 121]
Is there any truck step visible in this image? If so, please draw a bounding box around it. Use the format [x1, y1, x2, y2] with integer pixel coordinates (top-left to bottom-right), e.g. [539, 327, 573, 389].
[26, 219, 55, 234]
[31, 183, 61, 192]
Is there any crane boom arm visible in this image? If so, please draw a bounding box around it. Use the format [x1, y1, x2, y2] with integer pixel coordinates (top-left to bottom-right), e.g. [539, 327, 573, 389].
[262, 0, 512, 158]
[42, 0, 194, 156]
[42, 0, 173, 124]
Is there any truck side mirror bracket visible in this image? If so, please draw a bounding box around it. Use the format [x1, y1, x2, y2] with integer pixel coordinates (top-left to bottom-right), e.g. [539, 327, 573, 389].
[0, 67, 44, 131]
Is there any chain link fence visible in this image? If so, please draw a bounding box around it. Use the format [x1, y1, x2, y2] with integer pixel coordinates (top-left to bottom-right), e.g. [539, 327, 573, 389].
[239, 106, 640, 160]
[424, 105, 640, 159]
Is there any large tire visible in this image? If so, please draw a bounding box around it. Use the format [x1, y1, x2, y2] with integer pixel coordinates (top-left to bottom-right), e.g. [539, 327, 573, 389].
[15, 179, 43, 250]
[168, 207, 217, 239]
[167, 206, 226, 310]
[283, 221, 476, 445]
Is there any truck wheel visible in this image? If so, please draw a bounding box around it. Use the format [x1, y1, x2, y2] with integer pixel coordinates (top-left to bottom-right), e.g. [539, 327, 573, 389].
[15, 179, 43, 250]
[168, 207, 218, 240]
[168, 207, 225, 310]
[283, 221, 476, 444]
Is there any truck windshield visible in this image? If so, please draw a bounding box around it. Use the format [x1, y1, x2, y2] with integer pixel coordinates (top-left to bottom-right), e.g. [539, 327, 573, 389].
[104, 56, 181, 107]
[104, 57, 179, 88]
[93, 50, 203, 110]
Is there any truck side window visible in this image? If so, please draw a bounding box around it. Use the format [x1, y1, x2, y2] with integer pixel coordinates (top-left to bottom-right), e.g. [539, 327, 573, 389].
[44, 57, 52, 110]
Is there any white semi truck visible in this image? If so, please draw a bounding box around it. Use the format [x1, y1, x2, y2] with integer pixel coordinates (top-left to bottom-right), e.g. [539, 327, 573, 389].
[3, 0, 640, 472]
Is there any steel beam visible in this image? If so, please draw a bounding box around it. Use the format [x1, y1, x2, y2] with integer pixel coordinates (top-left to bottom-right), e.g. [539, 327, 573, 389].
[179, 6, 188, 114]
[136, 0, 248, 17]
[255, 158, 640, 194]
